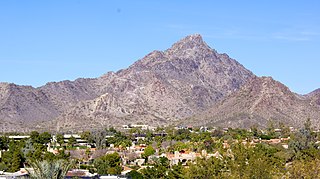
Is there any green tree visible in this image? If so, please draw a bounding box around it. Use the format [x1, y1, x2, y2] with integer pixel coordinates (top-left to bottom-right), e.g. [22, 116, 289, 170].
[80, 131, 95, 146]
[226, 143, 284, 179]
[1, 140, 24, 172]
[10, 150, 22, 172]
[39, 132, 52, 144]
[126, 170, 144, 179]
[145, 130, 153, 144]
[174, 129, 191, 141]
[168, 141, 190, 152]
[142, 145, 155, 160]
[129, 128, 142, 135]
[56, 134, 65, 147]
[30, 131, 40, 144]
[68, 135, 77, 147]
[168, 163, 184, 179]
[246, 143, 284, 178]
[141, 166, 163, 179]
[0, 136, 10, 150]
[226, 128, 251, 140]
[106, 129, 131, 149]
[27, 144, 46, 161]
[93, 152, 122, 175]
[289, 118, 317, 160]
[0, 162, 8, 171]
[186, 156, 225, 178]
[140, 157, 170, 179]
[164, 126, 175, 141]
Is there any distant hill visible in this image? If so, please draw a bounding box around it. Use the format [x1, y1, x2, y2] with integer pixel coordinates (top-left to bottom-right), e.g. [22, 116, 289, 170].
[185, 77, 320, 128]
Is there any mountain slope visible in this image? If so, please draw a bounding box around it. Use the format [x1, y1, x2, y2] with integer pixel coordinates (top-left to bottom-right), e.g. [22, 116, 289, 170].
[306, 89, 320, 106]
[0, 74, 116, 132]
[186, 77, 320, 128]
[55, 34, 255, 131]
[0, 83, 58, 132]
[38, 73, 116, 111]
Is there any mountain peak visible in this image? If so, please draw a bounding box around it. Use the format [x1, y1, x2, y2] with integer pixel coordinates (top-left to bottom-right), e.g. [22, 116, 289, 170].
[183, 33, 204, 42]
[173, 34, 207, 48]
[166, 34, 211, 56]
[130, 34, 215, 69]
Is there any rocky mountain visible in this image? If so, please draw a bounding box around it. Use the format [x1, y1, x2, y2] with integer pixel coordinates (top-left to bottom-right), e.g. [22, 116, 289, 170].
[1, 34, 318, 132]
[55, 34, 254, 131]
[185, 77, 320, 128]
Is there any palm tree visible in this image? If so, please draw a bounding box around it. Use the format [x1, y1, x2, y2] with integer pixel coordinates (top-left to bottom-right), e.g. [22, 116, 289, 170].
[27, 159, 73, 179]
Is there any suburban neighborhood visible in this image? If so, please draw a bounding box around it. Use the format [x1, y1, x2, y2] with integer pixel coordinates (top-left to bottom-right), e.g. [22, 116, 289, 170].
[2, 121, 318, 178]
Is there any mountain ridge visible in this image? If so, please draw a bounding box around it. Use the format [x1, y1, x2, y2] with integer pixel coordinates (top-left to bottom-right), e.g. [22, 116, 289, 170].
[0, 34, 319, 132]
[185, 76, 320, 128]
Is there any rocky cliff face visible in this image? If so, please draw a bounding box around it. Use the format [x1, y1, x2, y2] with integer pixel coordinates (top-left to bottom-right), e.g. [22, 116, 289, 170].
[186, 77, 320, 128]
[55, 34, 254, 131]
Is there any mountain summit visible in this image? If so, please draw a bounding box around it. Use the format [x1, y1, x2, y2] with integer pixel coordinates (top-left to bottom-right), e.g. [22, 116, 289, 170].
[55, 34, 254, 131]
[167, 34, 210, 52]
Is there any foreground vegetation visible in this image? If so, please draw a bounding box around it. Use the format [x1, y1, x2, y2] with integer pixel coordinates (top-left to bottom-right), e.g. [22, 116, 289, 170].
[0, 119, 320, 178]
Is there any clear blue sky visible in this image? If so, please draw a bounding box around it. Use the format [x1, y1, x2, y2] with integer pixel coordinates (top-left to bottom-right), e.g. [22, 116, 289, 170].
[0, 1, 319, 94]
